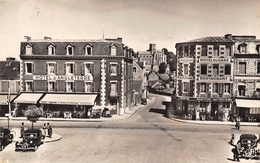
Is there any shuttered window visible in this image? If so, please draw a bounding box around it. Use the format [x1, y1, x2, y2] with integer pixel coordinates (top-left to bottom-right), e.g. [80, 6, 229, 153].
[238, 62, 246, 74]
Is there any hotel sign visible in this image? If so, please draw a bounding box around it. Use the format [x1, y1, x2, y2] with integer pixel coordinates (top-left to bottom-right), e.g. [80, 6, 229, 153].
[199, 76, 229, 81]
[33, 75, 93, 81]
[178, 76, 194, 80]
[178, 58, 193, 63]
[199, 58, 230, 63]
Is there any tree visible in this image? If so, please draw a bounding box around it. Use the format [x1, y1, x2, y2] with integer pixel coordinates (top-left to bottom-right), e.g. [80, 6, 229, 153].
[25, 105, 43, 129]
[158, 62, 167, 73]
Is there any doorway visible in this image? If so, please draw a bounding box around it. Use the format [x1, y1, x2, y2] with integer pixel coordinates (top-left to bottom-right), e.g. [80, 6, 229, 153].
[211, 103, 218, 117]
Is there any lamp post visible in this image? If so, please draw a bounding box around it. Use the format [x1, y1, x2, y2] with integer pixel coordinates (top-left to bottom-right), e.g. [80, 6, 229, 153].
[7, 80, 11, 129]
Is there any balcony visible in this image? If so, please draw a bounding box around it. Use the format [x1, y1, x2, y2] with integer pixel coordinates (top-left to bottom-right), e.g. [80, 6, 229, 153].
[222, 93, 231, 99]
[110, 91, 119, 97]
[211, 93, 219, 99]
[198, 92, 210, 98]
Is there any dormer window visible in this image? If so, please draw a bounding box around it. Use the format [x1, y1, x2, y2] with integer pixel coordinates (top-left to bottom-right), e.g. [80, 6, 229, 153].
[48, 44, 55, 55]
[111, 45, 116, 56]
[66, 44, 74, 55]
[238, 43, 247, 54]
[256, 44, 260, 54]
[85, 44, 92, 55]
[25, 44, 32, 55]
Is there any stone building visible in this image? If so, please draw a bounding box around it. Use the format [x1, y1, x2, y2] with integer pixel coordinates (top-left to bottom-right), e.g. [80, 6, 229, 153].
[15, 36, 134, 118]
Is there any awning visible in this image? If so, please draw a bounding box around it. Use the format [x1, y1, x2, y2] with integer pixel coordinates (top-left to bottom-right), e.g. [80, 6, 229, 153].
[40, 94, 97, 105]
[236, 99, 260, 108]
[14, 93, 44, 104]
[0, 95, 17, 105]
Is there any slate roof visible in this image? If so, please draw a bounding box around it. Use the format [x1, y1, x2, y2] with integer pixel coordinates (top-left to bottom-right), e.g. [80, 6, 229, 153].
[136, 62, 144, 68]
[0, 61, 20, 80]
[176, 37, 234, 45]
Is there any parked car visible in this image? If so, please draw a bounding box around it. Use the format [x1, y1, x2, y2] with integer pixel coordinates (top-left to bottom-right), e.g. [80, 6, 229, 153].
[141, 98, 147, 105]
[0, 127, 14, 151]
[238, 134, 260, 160]
[15, 129, 45, 151]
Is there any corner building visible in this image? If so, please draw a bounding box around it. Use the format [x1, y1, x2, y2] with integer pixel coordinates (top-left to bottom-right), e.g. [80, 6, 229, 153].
[175, 35, 234, 120]
[17, 36, 134, 118]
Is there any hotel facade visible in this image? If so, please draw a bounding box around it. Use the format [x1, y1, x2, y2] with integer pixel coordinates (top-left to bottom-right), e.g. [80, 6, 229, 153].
[15, 36, 134, 118]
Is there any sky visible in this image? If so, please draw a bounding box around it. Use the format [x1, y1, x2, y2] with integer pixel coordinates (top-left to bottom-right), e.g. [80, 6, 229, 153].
[0, 0, 260, 60]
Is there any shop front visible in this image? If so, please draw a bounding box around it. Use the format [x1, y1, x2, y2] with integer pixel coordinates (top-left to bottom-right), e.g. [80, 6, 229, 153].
[0, 94, 17, 117]
[235, 99, 260, 122]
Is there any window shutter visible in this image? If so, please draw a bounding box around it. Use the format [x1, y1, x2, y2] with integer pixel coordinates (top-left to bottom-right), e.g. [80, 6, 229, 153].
[91, 82, 94, 92]
[81, 63, 85, 75]
[32, 63, 35, 74]
[207, 45, 213, 57]
[73, 82, 75, 92]
[91, 64, 94, 74]
[109, 64, 111, 74]
[46, 81, 48, 92]
[46, 63, 48, 74]
[196, 45, 202, 57]
[55, 63, 57, 74]
[74, 63, 76, 74]
[116, 82, 119, 91]
[207, 64, 212, 76]
[83, 82, 85, 92]
[219, 45, 225, 57]
[116, 64, 120, 75]
[230, 84, 233, 95]
[218, 83, 223, 94]
[64, 63, 66, 74]
[64, 82, 66, 92]
[219, 64, 224, 76]
[32, 82, 34, 92]
[55, 82, 57, 91]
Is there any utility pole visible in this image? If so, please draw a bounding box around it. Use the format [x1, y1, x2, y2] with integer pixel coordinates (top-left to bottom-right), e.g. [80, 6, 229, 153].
[7, 81, 11, 129]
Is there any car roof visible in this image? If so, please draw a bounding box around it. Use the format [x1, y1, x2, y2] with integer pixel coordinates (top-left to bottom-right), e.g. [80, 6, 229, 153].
[24, 129, 42, 134]
[240, 134, 257, 140]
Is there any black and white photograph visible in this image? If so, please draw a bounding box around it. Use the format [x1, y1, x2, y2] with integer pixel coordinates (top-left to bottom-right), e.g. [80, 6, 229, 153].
[0, 0, 260, 162]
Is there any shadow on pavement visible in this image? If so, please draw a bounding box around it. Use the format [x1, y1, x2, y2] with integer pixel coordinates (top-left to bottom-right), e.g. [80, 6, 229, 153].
[149, 108, 166, 115]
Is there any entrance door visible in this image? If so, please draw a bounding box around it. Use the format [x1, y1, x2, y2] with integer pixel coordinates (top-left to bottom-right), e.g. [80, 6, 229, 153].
[211, 103, 218, 117]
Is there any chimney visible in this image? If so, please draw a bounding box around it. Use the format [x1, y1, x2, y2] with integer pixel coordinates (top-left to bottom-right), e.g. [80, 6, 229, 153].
[225, 34, 232, 39]
[6, 57, 15, 66]
[24, 36, 31, 41]
[117, 37, 122, 42]
[44, 36, 52, 40]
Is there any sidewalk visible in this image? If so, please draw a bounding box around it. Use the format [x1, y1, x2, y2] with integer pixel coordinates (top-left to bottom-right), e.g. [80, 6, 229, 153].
[169, 116, 260, 127]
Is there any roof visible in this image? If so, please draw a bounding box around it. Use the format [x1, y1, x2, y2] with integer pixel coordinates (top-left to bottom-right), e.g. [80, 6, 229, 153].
[177, 36, 234, 44]
[157, 73, 170, 81]
[136, 62, 144, 68]
[138, 51, 151, 55]
[0, 61, 20, 80]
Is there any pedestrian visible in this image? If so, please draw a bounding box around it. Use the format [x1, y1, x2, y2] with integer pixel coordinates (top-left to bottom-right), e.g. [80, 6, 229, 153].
[235, 117, 241, 130]
[229, 134, 235, 145]
[20, 122, 25, 138]
[42, 123, 47, 137]
[47, 122, 52, 138]
[231, 140, 241, 162]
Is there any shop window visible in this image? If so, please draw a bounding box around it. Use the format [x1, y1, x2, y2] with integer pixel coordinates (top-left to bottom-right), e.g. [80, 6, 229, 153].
[200, 64, 207, 75]
[66, 82, 74, 92]
[25, 62, 34, 74]
[225, 65, 231, 75]
[238, 85, 245, 96]
[49, 81, 55, 91]
[25, 81, 33, 91]
[111, 45, 116, 56]
[238, 62, 246, 74]
[184, 64, 188, 75]
[48, 45, 55, 55]
[25, 44, 32, 55]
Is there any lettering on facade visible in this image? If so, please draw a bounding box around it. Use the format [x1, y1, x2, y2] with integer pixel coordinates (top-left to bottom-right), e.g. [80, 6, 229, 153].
[178, 76, 194, 80]
[199, 76, 228, 80]
[178, 58, 194, 63]
[199, 58, 230, 63]
[33, 75, 93, 81]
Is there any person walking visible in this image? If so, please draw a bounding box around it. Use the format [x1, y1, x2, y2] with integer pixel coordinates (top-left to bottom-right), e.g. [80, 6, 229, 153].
[235, 117, 241, 130]
[42, 123, 47, 137]
[20, 122, 25, 138]
[231, 140, 241, 162]
[47, 123, 52, 138]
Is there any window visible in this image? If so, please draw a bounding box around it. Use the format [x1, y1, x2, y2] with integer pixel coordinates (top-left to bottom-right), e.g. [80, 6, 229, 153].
[47, 63, 56, 74]
[214, 46, 219, 56]
[213, 64, 219, 76]
[238, 43, 247, 54]
[238, 85, 245, 96]
[213, 83, 218, 93]
[110, 63, 118, 75]
[66, 45, 73, 55]
[183, 82, 189, 93]
[25, 45, 32, 55]
[85, 82, 93, 92]
[224, 83, 230, 93]
[65, 63, 75, 75]
[49, 81, 55, 91]
[85, 45, 92, 55]
[201, 45, 207, 56]
[48, 45, 55, 55]
[25, 63, 33, 74]
[82, 63, 93, 74]
[111, 45, 116, 56]
[66, 82, 74, 92]
[133, 67, 136, 73]
[110, 81, 119, 96]
[184, 46, 189, 57]
[25, 81, 33, 91]
[257, 62, 260, 74]
[225, 65, 231, 75]
[200, 64, 207, 75]
[238, 62, 246, 74]
[184, 64, 188, 75]
[200, 83, 206, 92]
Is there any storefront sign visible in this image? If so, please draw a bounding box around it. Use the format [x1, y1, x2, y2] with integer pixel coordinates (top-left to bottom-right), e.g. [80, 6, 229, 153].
[199, 58, 230, 63]
[44, 101, 86, 105]
[178, 58, 194, 63]
[197, 98, 210, 101]
[33, 75, 93, 81]
[179, 96, 189, 100]
[178, 76, 194, 80]
[199, 76, 229, 81]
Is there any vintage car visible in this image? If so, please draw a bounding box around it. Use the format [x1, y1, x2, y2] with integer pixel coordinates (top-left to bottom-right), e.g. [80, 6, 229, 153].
[15, 129, 45, 151]
[0, 127, 14, 150]
[238, 134, 260, 160]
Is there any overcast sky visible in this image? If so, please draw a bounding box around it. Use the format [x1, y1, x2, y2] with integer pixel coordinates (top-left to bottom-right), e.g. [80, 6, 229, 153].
[0, 0, 260, 60]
